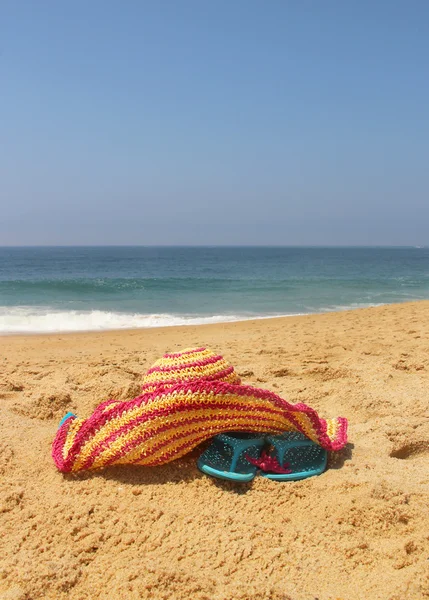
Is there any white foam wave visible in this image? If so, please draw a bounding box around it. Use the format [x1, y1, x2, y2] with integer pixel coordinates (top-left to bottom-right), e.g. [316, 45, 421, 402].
[0, 301, 394, 335]
[0, 307, 271, 334]
[320, 302, 387, 312]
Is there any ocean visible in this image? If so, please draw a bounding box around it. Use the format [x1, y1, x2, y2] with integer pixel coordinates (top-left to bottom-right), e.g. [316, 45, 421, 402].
[0, 246, 428, 334]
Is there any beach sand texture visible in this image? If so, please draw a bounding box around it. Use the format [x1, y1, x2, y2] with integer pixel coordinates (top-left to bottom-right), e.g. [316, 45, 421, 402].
[1, 301, 428, 600]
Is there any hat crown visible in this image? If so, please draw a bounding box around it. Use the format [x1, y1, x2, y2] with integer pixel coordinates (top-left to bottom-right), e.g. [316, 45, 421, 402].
[141, 347, 241, 391]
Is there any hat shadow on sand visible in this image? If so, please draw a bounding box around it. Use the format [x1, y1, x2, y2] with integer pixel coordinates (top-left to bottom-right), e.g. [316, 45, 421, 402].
[64, 441, 354, 496]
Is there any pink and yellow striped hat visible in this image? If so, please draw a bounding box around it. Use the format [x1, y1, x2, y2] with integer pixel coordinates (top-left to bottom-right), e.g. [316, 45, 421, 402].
[141, 347, 241, 392]
[52, 347, 348, 473]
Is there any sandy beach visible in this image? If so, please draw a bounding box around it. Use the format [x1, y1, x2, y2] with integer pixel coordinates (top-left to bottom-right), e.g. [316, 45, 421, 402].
[1, 301, 428, 600]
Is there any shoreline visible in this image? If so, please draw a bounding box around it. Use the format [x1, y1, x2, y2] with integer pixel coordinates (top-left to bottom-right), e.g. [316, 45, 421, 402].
[0, 299, 405, 338]
[1, 300, 429, 599]
[0, 311, 295, 338]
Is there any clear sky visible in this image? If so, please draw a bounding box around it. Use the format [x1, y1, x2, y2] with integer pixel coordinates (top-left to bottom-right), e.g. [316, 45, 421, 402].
[1, 1, 428, 245]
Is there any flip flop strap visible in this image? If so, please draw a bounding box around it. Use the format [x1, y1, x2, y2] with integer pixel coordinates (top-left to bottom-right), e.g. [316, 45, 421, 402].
[217, 434, 265, 471]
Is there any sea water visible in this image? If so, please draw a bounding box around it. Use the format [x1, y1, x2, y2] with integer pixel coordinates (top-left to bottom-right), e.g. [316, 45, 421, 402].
[0, 246, 428, 334]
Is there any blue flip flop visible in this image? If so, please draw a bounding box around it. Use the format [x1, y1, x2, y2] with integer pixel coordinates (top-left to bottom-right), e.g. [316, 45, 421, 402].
[261, 431, 328, 481]
[58, 412, 77, 428]
[197, 432, 265, 482]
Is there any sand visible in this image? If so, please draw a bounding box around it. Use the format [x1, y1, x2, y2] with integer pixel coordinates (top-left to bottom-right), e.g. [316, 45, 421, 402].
[1, 301, 429, 600]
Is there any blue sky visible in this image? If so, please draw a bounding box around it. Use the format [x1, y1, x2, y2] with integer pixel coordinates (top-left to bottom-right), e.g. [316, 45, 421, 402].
[1, 1, 428, 245]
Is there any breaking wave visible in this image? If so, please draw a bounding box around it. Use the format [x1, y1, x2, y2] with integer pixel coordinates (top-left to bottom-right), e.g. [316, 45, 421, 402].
[0, 307, 271, 334]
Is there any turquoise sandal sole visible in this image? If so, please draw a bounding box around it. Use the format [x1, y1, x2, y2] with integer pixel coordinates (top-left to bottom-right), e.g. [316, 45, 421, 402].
[263, 431, 328, 481]
[197, 432, 265, 482]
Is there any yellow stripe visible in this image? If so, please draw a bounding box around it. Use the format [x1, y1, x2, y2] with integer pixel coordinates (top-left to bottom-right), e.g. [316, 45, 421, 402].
[63, 418, 84, 457]
[141, 368, 241, 394]
[90, 415, 289, 471]
[143, 359, 230, 383]
[134, 422, 286, 467]
[72, 391, 287, 469]
[66, 390, 336, 471]
[152, 349, 215, 368]
[224, 372, 241, 383]
[135, 421, 290, 466]
[325, 418, 339, 440]
[85, 407, 293, 471]
[72, 403, 151, 470]
[290, 412, 319, 442]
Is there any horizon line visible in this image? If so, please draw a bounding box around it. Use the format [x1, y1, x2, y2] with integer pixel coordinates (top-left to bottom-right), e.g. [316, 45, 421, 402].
[0, 244, 427, 249]
[0, 244, 429, 248]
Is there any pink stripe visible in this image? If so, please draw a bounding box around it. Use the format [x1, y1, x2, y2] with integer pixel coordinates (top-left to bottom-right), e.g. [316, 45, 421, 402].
[163, 347, 206, 359]
[54, 379, 348, 473]
[146, 354, 224, 375]
[51, 415, 77, 473]
[134, 432, 212, 465]
[79, 399, 284, 471]
[100, 412, 282, 470]
[141, 365, 236, 391]
[133, 422, 285, 467]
